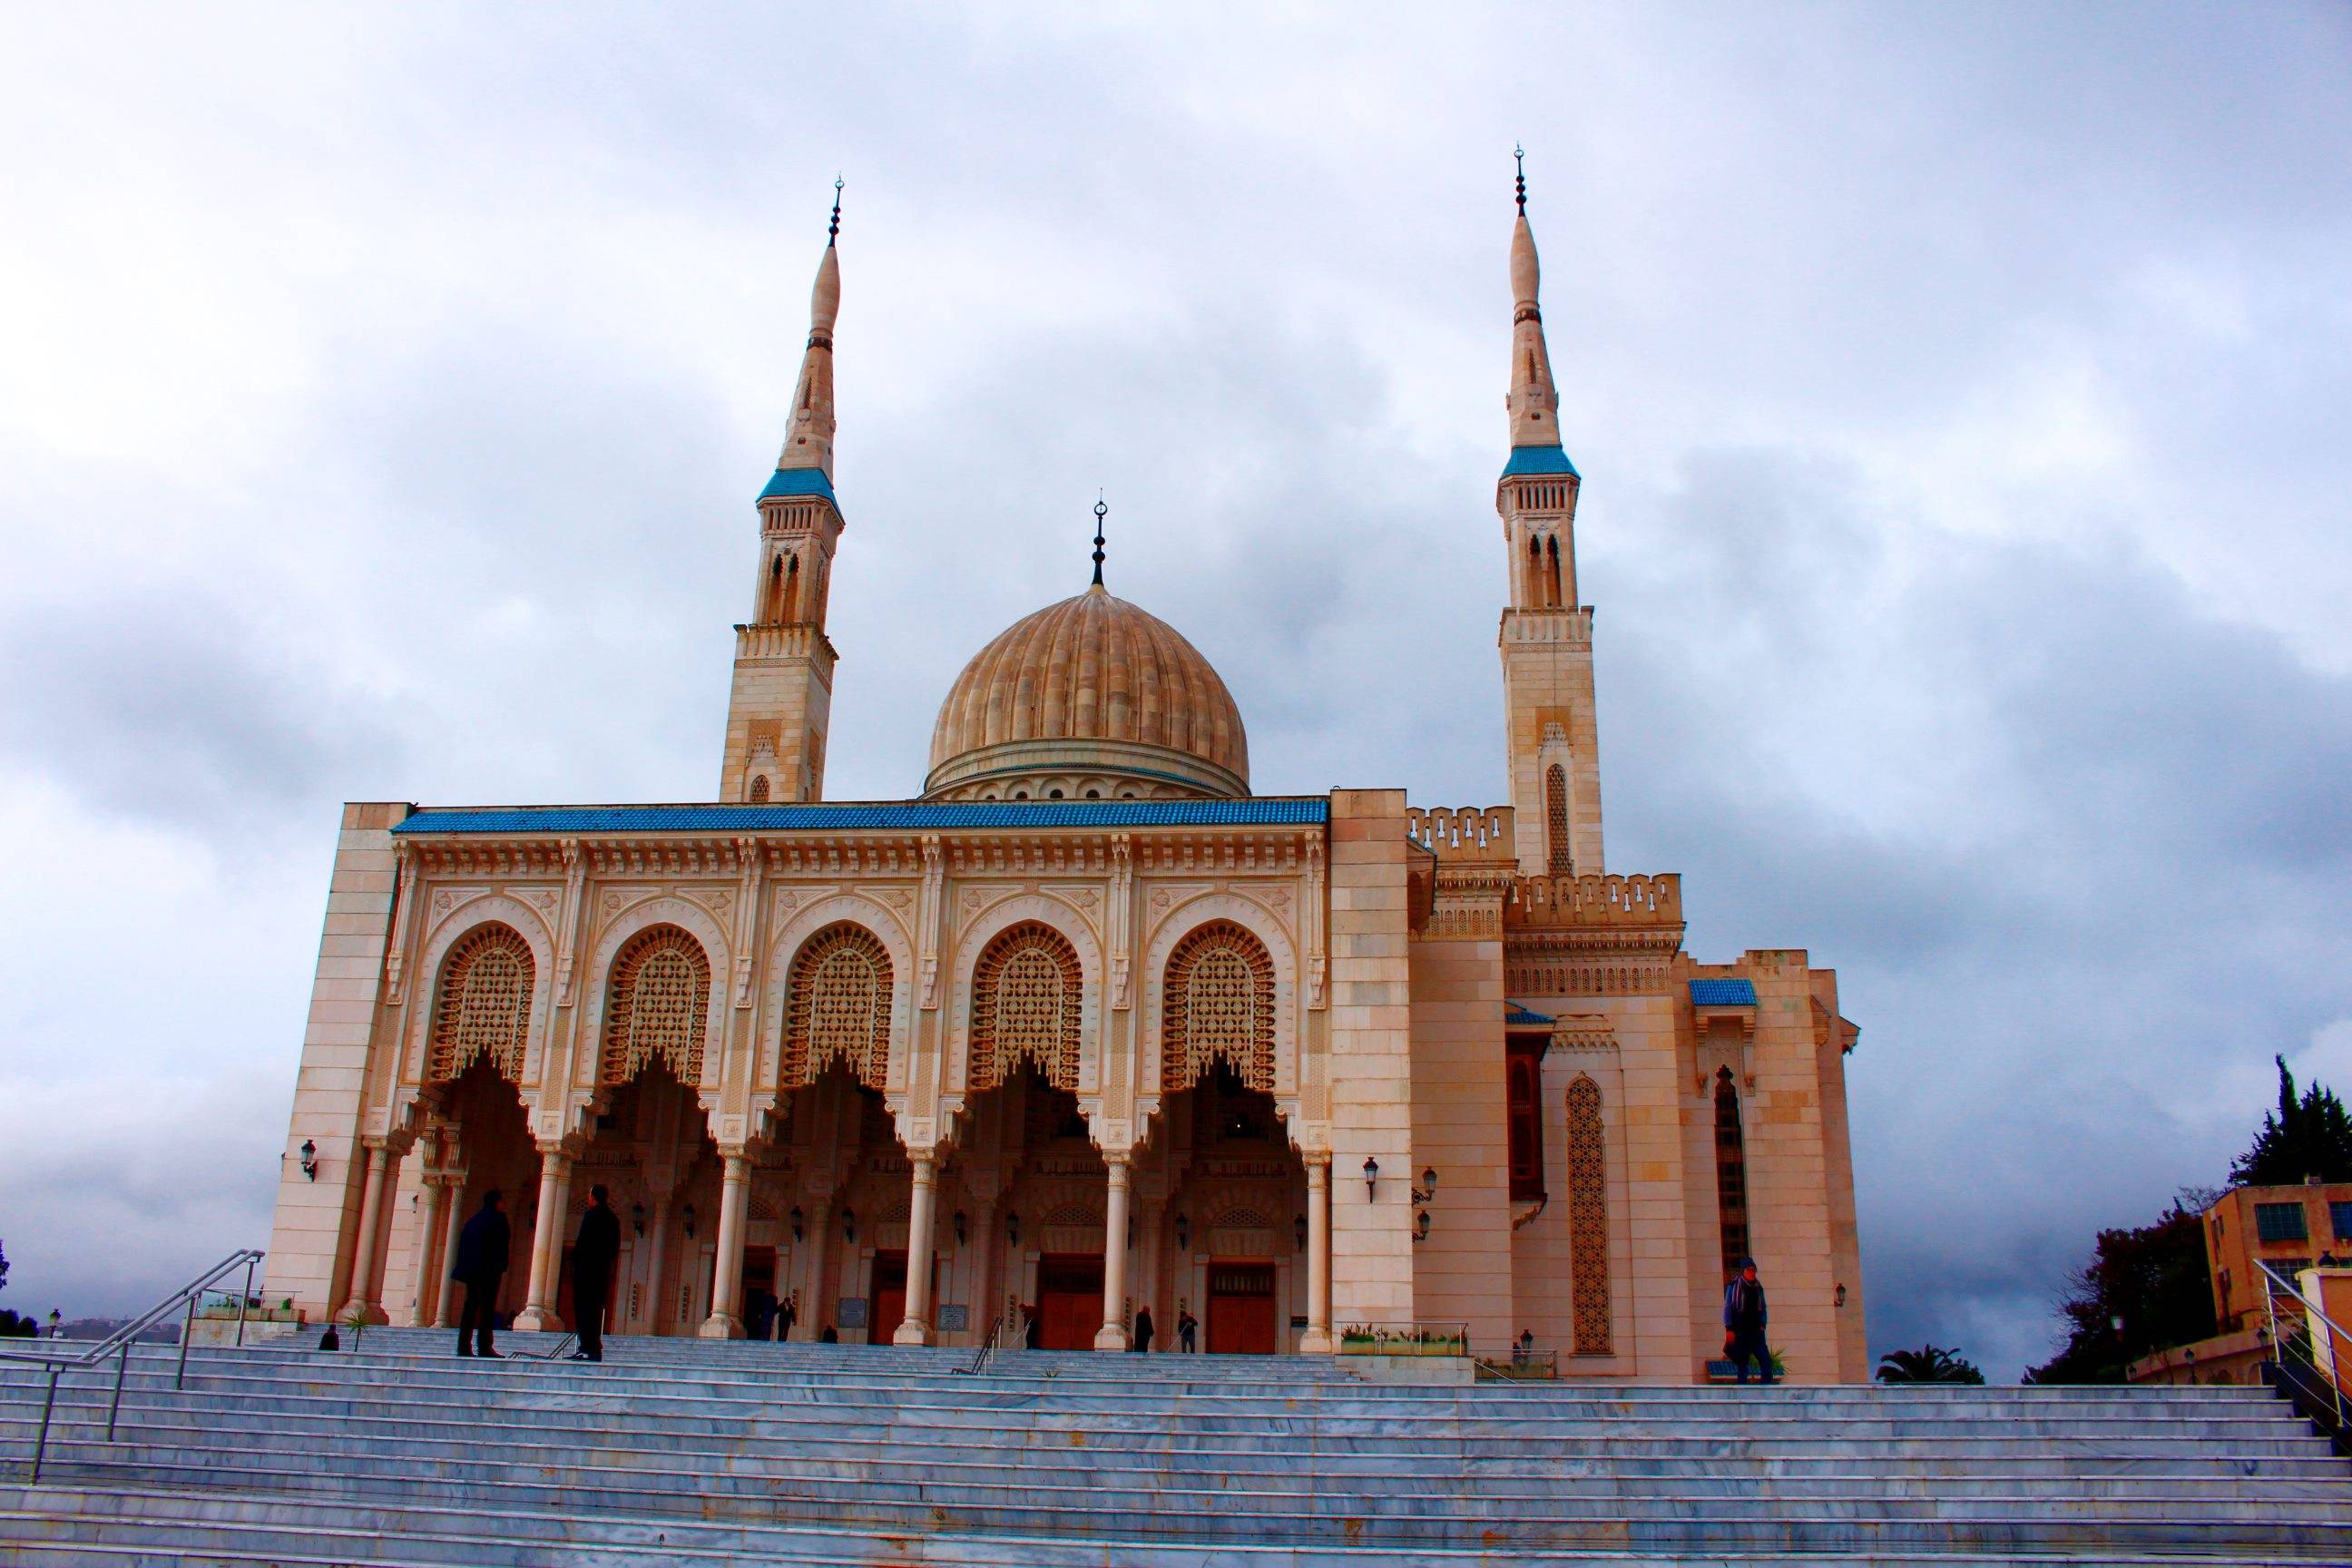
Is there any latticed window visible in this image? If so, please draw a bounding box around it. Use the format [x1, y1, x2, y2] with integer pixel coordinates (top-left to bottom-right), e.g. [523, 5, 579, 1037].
[1161, 921, 1275, 1093]
[968, 921, 1083, 1092]
[1545, 764, 1571, 877]
[1566, 1075, 1611, 1354]
[600, 926, 710, 1086]
[1714, 1068, 1749, 1280]
[746, 773, 770, 802]
[426, 924, 533, 1083]
[779, 923, 891, 1090]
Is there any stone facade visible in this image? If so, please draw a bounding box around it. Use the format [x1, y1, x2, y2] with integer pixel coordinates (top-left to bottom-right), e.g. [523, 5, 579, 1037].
[264, 186, 1870, 1382]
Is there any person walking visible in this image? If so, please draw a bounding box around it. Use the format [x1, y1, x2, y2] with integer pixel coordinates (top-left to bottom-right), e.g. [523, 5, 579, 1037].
[1723, 1257, 1773, 1385]
[569, 1184, 620, 1363]
[451, 1191, 510, 1358]
[1132, 1305, 1154, 1353]
[777, 1289, 798, 1343]
[1176, 1303, 1198, 1354]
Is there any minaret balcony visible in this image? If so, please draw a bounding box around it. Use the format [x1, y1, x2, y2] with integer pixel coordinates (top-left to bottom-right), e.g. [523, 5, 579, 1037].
[732, 622, 837, 665]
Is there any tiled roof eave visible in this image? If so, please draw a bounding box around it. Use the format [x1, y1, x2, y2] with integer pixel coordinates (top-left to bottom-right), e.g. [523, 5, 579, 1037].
[393, 798, 1330, 837]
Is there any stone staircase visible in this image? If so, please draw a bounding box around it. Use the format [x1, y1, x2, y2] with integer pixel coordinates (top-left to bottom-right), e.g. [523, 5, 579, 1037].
[2, 1328, 2348, 1565]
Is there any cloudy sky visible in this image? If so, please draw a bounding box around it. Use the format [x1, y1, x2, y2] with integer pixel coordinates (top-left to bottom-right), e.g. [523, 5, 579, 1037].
[3, 4, 2347, 1376]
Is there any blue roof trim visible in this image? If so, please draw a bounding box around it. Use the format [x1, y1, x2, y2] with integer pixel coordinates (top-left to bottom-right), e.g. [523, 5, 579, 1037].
[759, 467, 837, 504]
[1505, 1003, 1555, 1026]
[1501, 444, 1581, 480]
[395, 799, 1330, 836]
[1690, 978, 1759, 1007]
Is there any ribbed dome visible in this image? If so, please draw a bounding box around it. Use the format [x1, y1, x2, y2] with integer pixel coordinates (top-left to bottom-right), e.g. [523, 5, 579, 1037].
[925, 585, 1250, 801]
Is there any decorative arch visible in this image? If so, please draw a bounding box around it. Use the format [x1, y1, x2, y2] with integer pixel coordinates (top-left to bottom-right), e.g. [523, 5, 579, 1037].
[746, 773, 770, 802]
[779, 922, 893, 1092]
[1135, 893, 1300, 1132]
[599, 925, 712, 1087]
[761, 892, 916, 1097]
[967, 921, 1083, 1093]
[1713, 1066, 1749, 1282]
[944, 896, 1102, 1107]
[1160, 920, 1276, 1093]
[1545, 764, 1571, 877]
[573, 897, 730, 1109]
[1565, 1074, 1612, 1354]
[401, 895, 557, 1093]
[426, 923, 534, 1083]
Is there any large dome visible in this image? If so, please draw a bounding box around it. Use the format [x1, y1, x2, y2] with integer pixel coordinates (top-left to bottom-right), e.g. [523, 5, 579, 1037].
[926, 584, 1250, 800]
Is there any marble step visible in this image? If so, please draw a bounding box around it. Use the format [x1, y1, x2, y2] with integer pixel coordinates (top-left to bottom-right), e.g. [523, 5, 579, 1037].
[5, 1485, 2342, 1568]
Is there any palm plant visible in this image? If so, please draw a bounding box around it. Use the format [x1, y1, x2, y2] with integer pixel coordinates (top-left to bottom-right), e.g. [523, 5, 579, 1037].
[1876, 1343, 1985, 1384]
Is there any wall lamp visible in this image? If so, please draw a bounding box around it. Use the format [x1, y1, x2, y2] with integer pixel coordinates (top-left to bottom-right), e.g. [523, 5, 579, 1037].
[1294, 1214, 1308, 1251]
[1414, 1210, 1432, 1244]
[299, 1140, 318, 1181]
[1363, 1157, 1379, 1202]
[632, 1201, 646, 1238]
[682, 1202, 697, 1239]
[1007, 1210, 1021, 1248]
[1412, 1167, 1437, 1205]
[789, 1205, 805, 1243]
[953, 1210, 968, 1246]
[1834, 1283, 1847, 1309]
[1174, 1213, 1189, 1250]
[843, 1207, 858, 1244]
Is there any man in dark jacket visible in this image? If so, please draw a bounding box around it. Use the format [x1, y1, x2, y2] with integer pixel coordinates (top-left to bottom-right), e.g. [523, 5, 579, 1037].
[570, 1184, 620, 1362]
[1132, 1305, 1154, 1353]
[1723, 1257, 1772, 1385]
[451, 1190, 510, 1358]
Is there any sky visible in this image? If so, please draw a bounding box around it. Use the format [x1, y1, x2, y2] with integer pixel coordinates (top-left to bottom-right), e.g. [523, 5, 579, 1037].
[1, 3, 2347, 1378]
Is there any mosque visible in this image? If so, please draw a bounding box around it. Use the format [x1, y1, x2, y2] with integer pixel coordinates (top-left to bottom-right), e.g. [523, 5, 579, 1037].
[265, 175, 1868, 1382]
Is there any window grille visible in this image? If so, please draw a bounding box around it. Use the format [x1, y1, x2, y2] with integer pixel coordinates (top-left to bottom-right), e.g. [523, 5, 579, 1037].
[426, 924, 533, 1083]
[746, 773, 770, 802]
[1161, 921, 1276, 1093]
[2332, 1201, 2352, 1241]
[1566, 1074, 1611, 1354]
[1545, 764, 1571, 877]
[600, 926, 710, 1086]
[2256, 1201, 2309, 1243]
[1714, 1068, 1749, 1280]
[779, 923, 892, 1090]
[968, 922, 1083, 1092]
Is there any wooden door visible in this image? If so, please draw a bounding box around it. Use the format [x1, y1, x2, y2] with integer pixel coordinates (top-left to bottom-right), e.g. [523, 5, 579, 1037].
[869, 1251, 907, 1345]
[1037, 1254, 1102, 1350]
[1208, 1262, 1277, 1355]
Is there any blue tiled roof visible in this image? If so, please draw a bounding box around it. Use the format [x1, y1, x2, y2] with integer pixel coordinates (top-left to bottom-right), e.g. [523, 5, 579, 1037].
[394, 799, 1330, 836]
[1505, 1002, 1555, 1026]
[759, 466, 837, 504]
[1501, 444, 1581, 480]
[1690, 978, 1759, 1007]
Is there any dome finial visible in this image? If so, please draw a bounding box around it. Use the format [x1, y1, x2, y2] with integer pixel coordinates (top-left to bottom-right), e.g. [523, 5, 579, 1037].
[1514, 144, 1526, 215]
[828, 175, 843, 247]
[1091, 492, 1108, 587]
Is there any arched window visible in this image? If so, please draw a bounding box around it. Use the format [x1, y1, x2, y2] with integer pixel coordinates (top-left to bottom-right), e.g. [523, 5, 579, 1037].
[1545, 764, 1572, 877]
[1545, 535, 1564, 606]
[1161, 921, 1276, 1093]
[746, 773, 770, 802]
[600, 926, 710, 1086]
[427, 924, 533, 1083]
[780, 923, 892, 1091]
[779, 554, 800, 623]
[1527, 534, 1543, 605]
[968, 922, 1083, 1092]
[763, 556, 786, 622]
[1505, 1043, 1544, 1200]
[1566, 1075, 1612, 1354]
[1714, 1067, 1749, 1281]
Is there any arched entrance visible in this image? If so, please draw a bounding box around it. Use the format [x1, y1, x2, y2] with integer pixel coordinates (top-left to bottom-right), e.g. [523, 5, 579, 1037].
[1142, 1062, 1306, 1354]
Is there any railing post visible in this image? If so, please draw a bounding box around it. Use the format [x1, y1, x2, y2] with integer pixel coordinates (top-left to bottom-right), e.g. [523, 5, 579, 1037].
[106, 1342, 130, 1440]
[235, 1254, 256, 1348]
[175, 1294, 195, 1391]
[31, 1365, 59, 1483]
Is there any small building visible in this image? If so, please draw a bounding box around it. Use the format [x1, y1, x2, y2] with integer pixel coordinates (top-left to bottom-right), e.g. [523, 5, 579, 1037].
[2128, 1181, 2352, 1387]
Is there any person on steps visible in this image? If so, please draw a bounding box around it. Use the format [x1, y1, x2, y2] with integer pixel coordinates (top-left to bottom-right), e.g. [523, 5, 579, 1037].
[1723, 1257, 1773, 1385]
[777, 1289, 798, 1343]
[1176, 1303, 1197, 1354]
[1024, 1303, 1043, 1349]
[1132, 1305, 1154, 1353]
[819, 1322, 838, 1344]
[452, 1191, 510, 1359]
[569, 1184, 619, 1363]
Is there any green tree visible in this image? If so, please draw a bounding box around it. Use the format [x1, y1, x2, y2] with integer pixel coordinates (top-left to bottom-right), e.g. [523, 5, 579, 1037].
[2232, 1055, 2352, 1186]
[0, 1239, 31, 1337]
[1877, 1344, 1986, 1384]
[2026, 1201, 2217, 1384]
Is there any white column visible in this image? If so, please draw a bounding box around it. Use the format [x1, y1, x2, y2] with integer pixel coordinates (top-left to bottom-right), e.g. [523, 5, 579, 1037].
[1300, 1154, 1334, 1354]
[340, 1141, 393, 1325]
[1095, 1155, 1132, 1350]
[514, 1145, 572, 1333]
[432, 1179, 467, 1329]
[896, 1152, 939, 1346]
[700, 1150, 751, 1338]
[409, 1175, 454, 1327]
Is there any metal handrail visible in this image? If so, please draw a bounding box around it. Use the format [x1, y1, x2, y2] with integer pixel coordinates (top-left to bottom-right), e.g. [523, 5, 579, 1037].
[2257, 1258, 2352, 1436]
[957, 1311, 1012, 1377]
[2, 1247, 265, 1482]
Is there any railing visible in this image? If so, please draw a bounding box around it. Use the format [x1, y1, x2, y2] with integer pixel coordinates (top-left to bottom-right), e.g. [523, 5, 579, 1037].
[1506, 872, 1683, 928]
[2257, 1259, 2352, 1440]
[0, 1248, 264, 1482]
[1475, 1348, 1558, 1381]
[957, 1311, 1014, 1377]
[1406, 806, 1514, 858]
[1336, 1322, 1471, 1357]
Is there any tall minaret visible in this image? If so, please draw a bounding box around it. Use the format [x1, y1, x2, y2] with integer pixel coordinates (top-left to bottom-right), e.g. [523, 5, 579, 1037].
[720, 183, 848, 804]
[1495, 152, 1604, 877]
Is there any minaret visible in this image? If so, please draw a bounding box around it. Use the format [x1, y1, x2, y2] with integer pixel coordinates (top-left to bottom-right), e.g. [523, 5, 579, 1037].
[1495, 152, 1604, 877]
[720, 183, 848, 804]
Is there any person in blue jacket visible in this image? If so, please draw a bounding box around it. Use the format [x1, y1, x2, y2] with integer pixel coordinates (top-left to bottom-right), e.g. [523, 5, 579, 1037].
[1723, 1258, 1773, 1385]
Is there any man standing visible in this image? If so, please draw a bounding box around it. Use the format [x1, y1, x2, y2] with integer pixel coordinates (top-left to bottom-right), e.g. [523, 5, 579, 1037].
[777, 1289, 798, 1343]
[451, 1191, 510, 1358]
[1723, 1257, 1773, 1385]
[1176, 1302, 1198, 1354]
[1132, 1304, 1154, 1353]
[570, 1184, 620, 1363]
